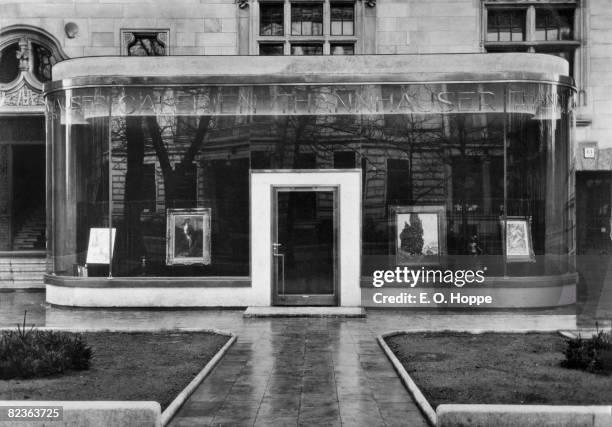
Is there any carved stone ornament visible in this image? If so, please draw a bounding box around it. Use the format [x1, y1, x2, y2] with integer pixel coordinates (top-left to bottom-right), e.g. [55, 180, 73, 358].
[0, 81, 44, 107]
[16, 37, 30, 71]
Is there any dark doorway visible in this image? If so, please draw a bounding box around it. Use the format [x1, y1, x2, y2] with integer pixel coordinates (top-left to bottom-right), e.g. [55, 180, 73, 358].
[11, 145, 46, 250]
[576, 171, 612, 321]
[273, 187, 337, 306]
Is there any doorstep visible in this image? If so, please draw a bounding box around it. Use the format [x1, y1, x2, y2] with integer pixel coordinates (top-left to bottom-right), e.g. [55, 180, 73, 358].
[243, 306, 366, 317]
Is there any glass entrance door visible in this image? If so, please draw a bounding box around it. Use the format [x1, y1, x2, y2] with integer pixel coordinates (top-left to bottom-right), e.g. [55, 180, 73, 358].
[272, 187, 338, 306]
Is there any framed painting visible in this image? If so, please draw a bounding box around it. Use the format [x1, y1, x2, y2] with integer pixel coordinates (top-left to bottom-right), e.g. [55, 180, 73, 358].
[86, 227, 116, 264]
[501, 216, 535, 262]
[391, 205, 446, 265]
[166, 208, 212, 266]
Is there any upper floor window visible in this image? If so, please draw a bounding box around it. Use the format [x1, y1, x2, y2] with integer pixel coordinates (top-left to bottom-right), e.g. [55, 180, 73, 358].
[256, 1, 359, 56]
[486, 9, 525, 42]
[291, 3, 323, 36]
[535, 8, 573, 41]
[260, 3, 284, 36]
[483, 3, 579, 78]
[331, 3, 354, 36]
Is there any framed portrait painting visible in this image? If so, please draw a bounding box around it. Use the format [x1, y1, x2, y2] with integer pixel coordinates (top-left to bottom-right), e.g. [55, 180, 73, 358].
[501, 217, 535, 262]
[166, 208, 212, 266]
[391, 205, 446, 265]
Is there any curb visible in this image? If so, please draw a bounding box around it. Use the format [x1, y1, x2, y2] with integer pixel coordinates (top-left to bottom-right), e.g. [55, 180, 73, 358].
[377, 332, 436, 427]
[160, 330, 236, 426]
[0, 327, 233, 333]
[379, 330, 612, 427]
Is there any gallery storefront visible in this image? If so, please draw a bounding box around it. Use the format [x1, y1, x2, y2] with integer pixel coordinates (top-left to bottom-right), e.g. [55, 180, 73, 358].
[43, 53, 576, 308]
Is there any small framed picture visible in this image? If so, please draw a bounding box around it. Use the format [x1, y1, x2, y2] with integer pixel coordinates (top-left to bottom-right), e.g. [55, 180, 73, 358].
[166, 208, 212, 266]
[86, 227, 116, 264]
[391, 205, 446, 265]
[501, 217, 536, 263]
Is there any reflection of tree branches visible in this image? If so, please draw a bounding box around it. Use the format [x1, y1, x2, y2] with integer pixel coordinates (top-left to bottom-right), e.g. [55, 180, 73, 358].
[144, 113, 212, 205]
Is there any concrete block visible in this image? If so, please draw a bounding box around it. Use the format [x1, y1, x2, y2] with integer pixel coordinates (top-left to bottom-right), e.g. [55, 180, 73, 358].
[219, 46, 237, 55]
[396, 17, 419, 31]
[75, 4, 122, 19]
[591, 46, 612, 59]
[19, 4, 76, 19]
[395, 44, 418, 54]
[377, 31, 405, 45]
[121, 4, 167, 18]
[0, 3, 20, 18]
[113, 19, 158, 33]
[590, 58, 612, 73]
[204, 18, 222, 32]
[221, 18, 236, 33]
[83, 46, 118, 56]
[590, 29, 612, 44]
[91, 32, 115, 47]
[195, 32, 235, 46]
[377, 17, 398, 32]
[437, 404, 612, 427]
[377, 45, 397, 54]
[377, 2, 410, 18]
[430, 2, 476, 17]
[88, 19, 117, 34]
[417, 17, 450, 30]
[172, 46, 206, 55]
[0, 401, 161, 427]
[159, 18, 205, 33]
[590, 15, 612, 30]
[176, 32, 196, 47]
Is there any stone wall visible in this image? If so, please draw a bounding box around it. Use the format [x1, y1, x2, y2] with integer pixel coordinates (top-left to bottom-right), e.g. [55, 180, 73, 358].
[576, 0, 612, 169]
[375, 0, 480, 54]
[0, 0, 238, 57]
[1, 0, 611, 166]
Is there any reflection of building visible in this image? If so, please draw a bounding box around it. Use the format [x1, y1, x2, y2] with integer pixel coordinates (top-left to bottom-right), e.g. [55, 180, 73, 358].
[0, 0, 610, 309]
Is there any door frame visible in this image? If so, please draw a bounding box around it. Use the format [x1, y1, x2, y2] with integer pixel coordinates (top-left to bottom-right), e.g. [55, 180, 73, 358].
[250, 170, 362, 307]
[271, 185, 339, 306]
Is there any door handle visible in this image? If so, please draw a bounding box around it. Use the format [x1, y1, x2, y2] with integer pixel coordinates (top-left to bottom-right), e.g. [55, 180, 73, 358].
[273, 242, 283, 256]
[272, 243, 285, 295]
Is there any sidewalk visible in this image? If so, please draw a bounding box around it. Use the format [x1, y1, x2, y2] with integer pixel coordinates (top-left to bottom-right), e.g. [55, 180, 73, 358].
[0, 291, 578, 426]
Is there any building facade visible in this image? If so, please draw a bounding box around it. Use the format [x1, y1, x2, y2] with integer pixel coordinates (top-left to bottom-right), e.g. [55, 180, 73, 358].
[0, 0, 608, 309]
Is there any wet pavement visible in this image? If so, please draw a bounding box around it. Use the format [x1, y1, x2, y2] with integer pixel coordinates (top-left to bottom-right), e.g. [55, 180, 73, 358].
[0, 290, 586, 426]
[169, 319, 428, 427]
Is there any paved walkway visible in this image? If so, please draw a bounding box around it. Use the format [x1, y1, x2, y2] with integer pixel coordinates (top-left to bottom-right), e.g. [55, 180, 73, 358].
[0, 291, 579, 426]
[170, 318, 428, 427]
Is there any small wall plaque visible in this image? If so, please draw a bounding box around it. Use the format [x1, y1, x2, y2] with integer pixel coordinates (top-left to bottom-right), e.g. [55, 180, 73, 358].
[584, 147, 596, 159]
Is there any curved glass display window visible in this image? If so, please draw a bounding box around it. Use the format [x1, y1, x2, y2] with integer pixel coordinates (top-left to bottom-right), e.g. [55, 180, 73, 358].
[46, 81, 574, 280]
